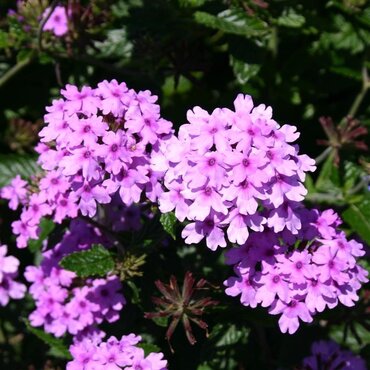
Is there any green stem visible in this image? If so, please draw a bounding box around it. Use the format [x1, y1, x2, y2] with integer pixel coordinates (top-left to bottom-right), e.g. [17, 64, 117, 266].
[305, 192, 344, 204]
[315, 147, 332, 165]
[340, 64, 370, 126]
[38, 0, 59, 52]
[347, 177, 370, 196]
[0, 56, 33, 88]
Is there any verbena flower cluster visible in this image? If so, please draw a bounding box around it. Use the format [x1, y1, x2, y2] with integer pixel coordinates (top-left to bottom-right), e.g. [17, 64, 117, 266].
[0, 244, 26, 306]
[302, 340, 366, 369]
[67, 334, 167, 370]
[224, 209, 368, 334]
[25, 220, 125, 339]
[1, 80, 173, 248]
[156, 94, 316, 250]
[0, 81, 368, 348]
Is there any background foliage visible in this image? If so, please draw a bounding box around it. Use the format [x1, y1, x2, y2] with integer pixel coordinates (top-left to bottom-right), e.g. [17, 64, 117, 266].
[0, 0, 369, 369]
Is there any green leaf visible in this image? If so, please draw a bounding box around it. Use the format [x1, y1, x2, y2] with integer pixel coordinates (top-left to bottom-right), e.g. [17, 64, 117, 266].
[197, 364, 213, 370]
[160, 212, 177, 240]
[0, 154, 41, 187]
[137, 342, 161, 356]
[304, 174, 316, 194]
[330, 322, 370, 353]
[24, 320, 71, 359]
[126, 280, 142, 306]
[152, 316, 168, 328]
[28, 218, 55, 253]
[330, 66, 362, 81]
[277, 9, 305, 28]
[342, 195, 370, 244]
[213, 324, 250, 348]
[60, 245, 115, 277]
[230, 56, 260, 84]
[178, 0, 207, 7]
[315, 151, 340, 191]
[0, 31, 9, 48]
[94, 29, 132, 60]
[194, 9, 267, 37]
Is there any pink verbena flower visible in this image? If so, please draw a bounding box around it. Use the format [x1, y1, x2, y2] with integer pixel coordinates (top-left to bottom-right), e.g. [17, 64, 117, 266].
[157, 94, 316, 250]
[43, 6, 68, 37]
[25, 221, 126, 340]
[67, 334, 167, 370]
[4, 80, 174, 248]
[0, 245, 26, 306]
[224, 209, 368, 334]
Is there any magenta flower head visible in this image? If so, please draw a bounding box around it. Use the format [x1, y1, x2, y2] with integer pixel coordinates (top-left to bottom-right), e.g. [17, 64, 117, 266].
[67, 334, 167, 370]
[43, 6, 68, 37]
[157, 94, 316, 250]
[1, 80, 174, 248]
[224, 209, 368, 334]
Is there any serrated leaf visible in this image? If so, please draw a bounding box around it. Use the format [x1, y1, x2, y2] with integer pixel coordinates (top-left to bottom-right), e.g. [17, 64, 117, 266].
[342, 195, 370, 244]
[213, 324, 250, 348]
[0, 154, 41, 187]
[160, 212, 177, 240]
[28, 218, 55, 253]
[194, 9, 267, 37]
[24, 320, 71, 359]
[330, 322, 370, 353]
[94, 29, 132, 60]
[60, 244, 114, 277]
[277, 9, 305, 28]
[343, 161, 364, 193]
[230, 56, 260, 84]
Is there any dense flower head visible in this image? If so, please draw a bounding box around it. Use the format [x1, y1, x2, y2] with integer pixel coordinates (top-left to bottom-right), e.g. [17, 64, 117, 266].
[43, 6, 68, 37]
[1, 80, 173, 248]
[67, 334, 167, 370]
[0, 244, 26, 306]
[156, 94, 316, 250]
[25, 220, 126, 339]
[224, 209, 368, 334]
[302, 340, 366, 369]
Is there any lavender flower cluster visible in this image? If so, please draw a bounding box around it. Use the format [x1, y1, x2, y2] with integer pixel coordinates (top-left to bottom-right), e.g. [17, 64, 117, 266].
[67, 334, 167, 370]
[302, 340, 366, 369]
[224, 209, 368, 334]
[0, 80, 368, 348]
[156, 94, 316, 250]
[150, 95, 368, 333]
[0, 244, 26, 306]
[25, 220, 125, 340]
[1, 80, 173, 248]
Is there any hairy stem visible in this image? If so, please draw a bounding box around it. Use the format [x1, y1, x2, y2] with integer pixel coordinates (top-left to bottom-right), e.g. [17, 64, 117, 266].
[315, 147, 333, 165]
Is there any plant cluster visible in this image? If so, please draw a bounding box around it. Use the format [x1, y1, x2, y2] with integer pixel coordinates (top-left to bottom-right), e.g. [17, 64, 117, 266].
[0, 1, 369, 369]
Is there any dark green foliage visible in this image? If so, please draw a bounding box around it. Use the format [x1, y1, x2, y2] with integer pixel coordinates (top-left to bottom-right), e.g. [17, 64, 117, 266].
[60, 244, 115, 277]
